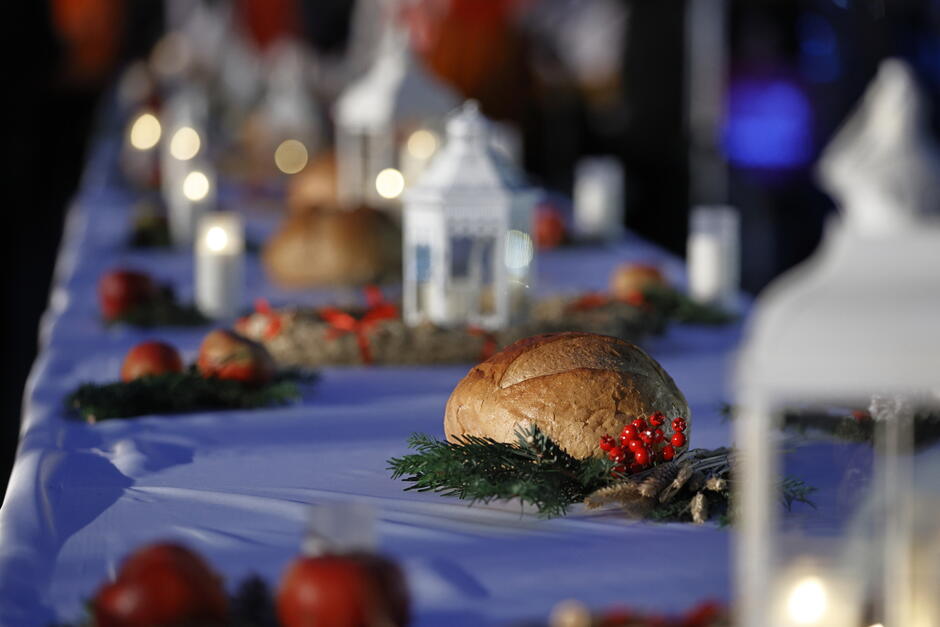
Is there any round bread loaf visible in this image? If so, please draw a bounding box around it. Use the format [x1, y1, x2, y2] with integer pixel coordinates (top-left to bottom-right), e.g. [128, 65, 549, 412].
[444, 332, 689, 459]
[286, 151, 337, 215]
[262, 205, 402, 287]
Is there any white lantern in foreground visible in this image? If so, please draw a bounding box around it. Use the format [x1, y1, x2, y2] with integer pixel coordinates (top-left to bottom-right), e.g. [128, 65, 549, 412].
[403, 101, 537, 330]
[333, 26, 459, 207]
[734, 60, 940, 627]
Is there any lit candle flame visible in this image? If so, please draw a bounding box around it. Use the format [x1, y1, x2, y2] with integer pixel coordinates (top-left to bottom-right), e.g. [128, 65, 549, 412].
[170, 127, 201, 161]
[129, 113, 161, 150]
[183, 171, 210, 201]
[274, 139, 308, 174]
[786, 577, 828, 625]
[375, 168, 405, 199]
[205, 225, 229, 252]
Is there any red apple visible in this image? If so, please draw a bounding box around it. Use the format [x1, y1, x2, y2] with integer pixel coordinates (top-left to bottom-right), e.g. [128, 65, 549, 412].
[535, 203, 567, 250]
[608, 263, 667, 301]
[120, 341, 184, 382]
[277, 553, 409, 627]
[197, 329, 276, 385]
[99, 270, 157, 321]
[93, 542, 228, 627]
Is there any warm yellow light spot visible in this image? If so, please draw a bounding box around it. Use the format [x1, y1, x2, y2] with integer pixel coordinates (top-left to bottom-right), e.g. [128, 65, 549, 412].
[786, 577, 828, 625]
[868, 624, 884, 627]
[129, 113, 161, 150]
[170, 127, 201, 160]
[406, 129, 438, 160]
[183, 171, 210, 201]
[274, 139, 309, 174]
[205, 226, 229, 252]
[504, 230, 534, 270]
[375, 168, 405, 199]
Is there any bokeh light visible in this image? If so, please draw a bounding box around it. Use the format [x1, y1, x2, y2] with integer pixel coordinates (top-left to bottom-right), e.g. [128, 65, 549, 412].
[205, 226, 229, 253]
[128, 113, 161, 150]
[375, 168, 405, 199]
[170, 127, 201, 161]
[406, 129, 438, 160]
[786, 576, 828, 625]
[274, 139, 309, 174]
[183, 171, 210, 201]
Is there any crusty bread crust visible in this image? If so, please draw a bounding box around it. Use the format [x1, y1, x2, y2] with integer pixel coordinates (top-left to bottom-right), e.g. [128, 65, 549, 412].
[444, 332, 689, 459]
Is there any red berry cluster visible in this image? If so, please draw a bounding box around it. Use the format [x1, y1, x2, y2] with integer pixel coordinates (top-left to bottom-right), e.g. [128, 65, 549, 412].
[598, 412, 688, 476]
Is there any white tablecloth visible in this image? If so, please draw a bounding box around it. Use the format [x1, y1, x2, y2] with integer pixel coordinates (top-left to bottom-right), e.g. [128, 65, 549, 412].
[0, 136, 749, 626]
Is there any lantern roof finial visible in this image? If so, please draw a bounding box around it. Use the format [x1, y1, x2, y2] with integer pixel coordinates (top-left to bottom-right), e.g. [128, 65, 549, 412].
[407, 101, 528, 200]
[817, 59, 940, 234]
[333, 17, 459, 131]
[737, 59, 940, 402]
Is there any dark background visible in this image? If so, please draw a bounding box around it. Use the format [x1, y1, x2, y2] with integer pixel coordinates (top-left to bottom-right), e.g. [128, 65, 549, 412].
[3, 0, 939, 500]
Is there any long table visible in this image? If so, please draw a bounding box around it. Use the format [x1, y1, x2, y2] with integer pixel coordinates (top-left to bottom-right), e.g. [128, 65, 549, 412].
[0, 132, 748, 626]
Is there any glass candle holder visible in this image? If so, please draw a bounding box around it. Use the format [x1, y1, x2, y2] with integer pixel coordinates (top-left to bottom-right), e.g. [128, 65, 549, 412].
[687, 205, 739, 310]
[195, 212, 244, 320]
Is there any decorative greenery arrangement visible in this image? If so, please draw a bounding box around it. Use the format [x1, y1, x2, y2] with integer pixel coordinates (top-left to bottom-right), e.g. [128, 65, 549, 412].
[129, 211, 260, 252]
[722, 404, 940, 449]
[389, 426, 815, 523]
[642, 285, 735, 326]
[67, 369, 312, 422]
[389, 426, 612, 518]
[105, 287, 210, 327]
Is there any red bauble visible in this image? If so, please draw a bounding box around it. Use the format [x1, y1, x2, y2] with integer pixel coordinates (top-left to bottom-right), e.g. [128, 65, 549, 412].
[196, 329, 276, 385]
[120, 341, 184, 382]
[98, 269, 157, 321]
[534, 204, 567, 250]
[93, 543, 228, 627]
[671, 432, 687, 448]
[277, 553, 409, 627]
[599, 435, 616, 451]
[631, 418, 647, 432]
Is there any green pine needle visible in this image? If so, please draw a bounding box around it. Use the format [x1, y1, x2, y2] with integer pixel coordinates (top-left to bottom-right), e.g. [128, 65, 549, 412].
[67, 369, 310, 422]
[388, 425, 614, 518]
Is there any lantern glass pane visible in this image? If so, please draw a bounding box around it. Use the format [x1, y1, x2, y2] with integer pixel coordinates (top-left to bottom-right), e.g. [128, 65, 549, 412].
[753, 398, 940, 627]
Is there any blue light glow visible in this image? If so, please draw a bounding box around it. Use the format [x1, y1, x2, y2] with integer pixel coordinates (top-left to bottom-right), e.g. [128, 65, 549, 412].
[723, 78, 813, 170]
[798, 13, 841, 83]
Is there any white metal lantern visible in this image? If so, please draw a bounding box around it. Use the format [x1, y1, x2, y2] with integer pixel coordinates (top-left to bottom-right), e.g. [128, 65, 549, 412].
[333, 25, 459, 207]
[734, 60, 940, 627]
[403, 101, 537, 330]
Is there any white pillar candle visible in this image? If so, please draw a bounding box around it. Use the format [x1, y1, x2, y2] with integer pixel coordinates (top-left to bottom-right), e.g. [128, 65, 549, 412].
[573, 156, 625, 242]
[195, 212, 244, 320]
[687, 205, 739, 310]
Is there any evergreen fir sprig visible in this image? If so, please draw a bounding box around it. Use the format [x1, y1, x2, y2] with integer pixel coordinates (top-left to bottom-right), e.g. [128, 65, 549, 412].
[67, 368, 311, 422]
[105, 288, 210, 328]
[643, 285, 735, 326]
[388, 425, 614, 518]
